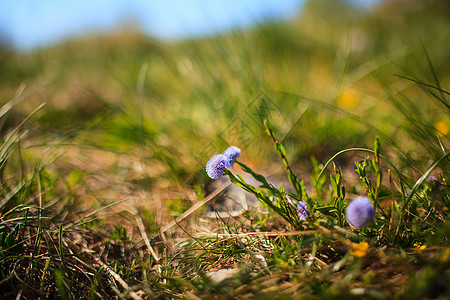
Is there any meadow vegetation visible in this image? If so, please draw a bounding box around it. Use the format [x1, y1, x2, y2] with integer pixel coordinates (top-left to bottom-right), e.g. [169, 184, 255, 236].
[0, 0, 449, 298]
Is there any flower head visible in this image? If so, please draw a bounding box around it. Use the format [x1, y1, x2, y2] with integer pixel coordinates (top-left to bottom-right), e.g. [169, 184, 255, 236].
[206, 154, 228, 180]
[435, 119, 449, 137]
[223, 146, 241, 168]
[345, 197, 375, 228]
[413, 242, 427, 251]
[337, 88, 359, 109]
[297, 200, 309, 221]
[350, 241, 369, 258]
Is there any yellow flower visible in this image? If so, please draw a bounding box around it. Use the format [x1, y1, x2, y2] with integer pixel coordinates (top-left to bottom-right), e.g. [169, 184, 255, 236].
[413, 242, 427, 251]
[439, 248, 450, 264]
[435, 120, 449, 137]
[350, 241, 369, 258]
[337, 89, 359, 109]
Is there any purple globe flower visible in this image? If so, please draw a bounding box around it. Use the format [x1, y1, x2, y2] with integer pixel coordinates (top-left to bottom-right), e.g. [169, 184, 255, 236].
[345, 197, 375, 228]
[223, 146, 241, 168]
[206, 154, 228, 180]
[297, 200, 309, 221]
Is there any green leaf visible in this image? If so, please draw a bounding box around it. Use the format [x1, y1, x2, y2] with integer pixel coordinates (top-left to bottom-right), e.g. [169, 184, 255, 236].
[4, 231, 16, 248]
[330, 174, 338, 194]
[55, 269, 69, 300]
[373, 136, 381, 156]
[235, 161, 271, 190]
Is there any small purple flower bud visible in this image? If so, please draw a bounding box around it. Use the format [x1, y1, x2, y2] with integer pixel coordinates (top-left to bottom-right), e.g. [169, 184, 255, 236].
[297, 200, 309, 221]
[223, 146, 241, 168]
[345, 197, 375, 228]
[206, 154, 228, 180]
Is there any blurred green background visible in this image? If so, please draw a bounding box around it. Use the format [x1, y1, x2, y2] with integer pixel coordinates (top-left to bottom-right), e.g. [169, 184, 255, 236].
[1, 0, 449, 200]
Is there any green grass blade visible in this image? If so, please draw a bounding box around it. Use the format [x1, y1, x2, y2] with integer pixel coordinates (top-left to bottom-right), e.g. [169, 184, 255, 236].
[404, 151, 450, 207]
[422, 42, 447, 107]
[393, 74, 450, 105]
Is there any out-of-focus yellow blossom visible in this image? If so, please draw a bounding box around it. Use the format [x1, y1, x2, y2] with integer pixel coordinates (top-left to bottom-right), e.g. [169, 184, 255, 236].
[337, 89, 359, 109]
[435, 120, 449, 137]
[413, 242, 427, 251]
[350, 241, 369, 258]
[439, 248, 450, 264]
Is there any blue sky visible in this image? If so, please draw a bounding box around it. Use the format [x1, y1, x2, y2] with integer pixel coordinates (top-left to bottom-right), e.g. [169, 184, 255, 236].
[0, 0, 379, 51]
